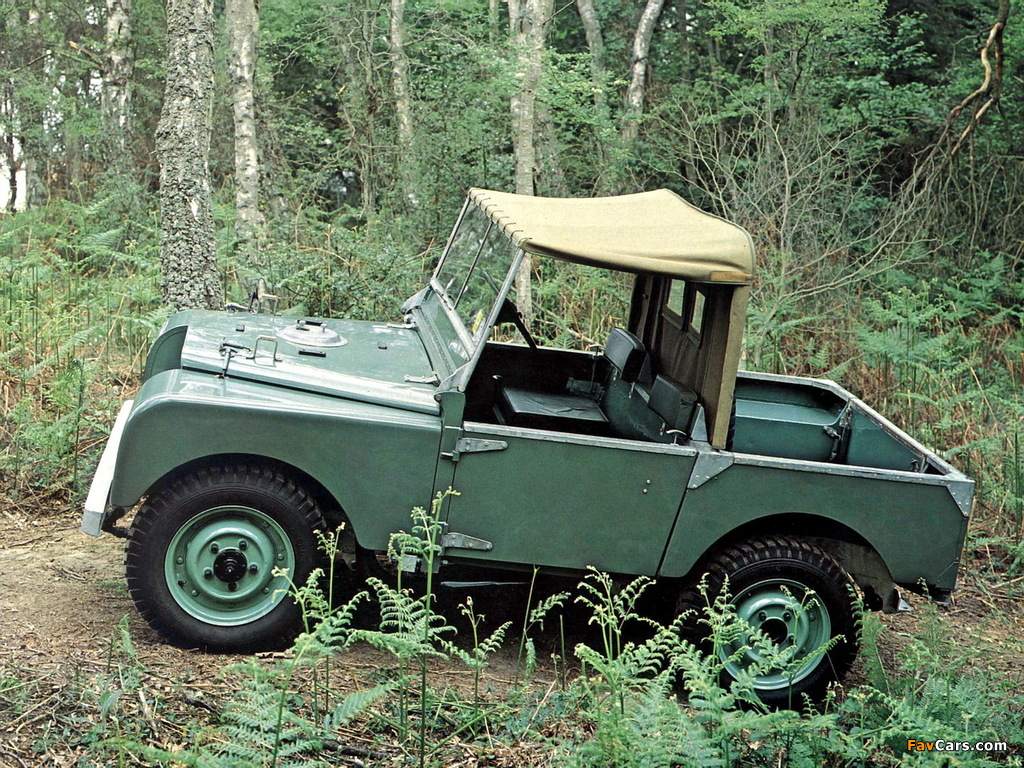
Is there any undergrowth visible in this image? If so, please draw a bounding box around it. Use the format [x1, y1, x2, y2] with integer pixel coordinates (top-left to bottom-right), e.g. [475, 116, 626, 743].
[58, 497, 1017, 767]
[2, 194, 1023, 766]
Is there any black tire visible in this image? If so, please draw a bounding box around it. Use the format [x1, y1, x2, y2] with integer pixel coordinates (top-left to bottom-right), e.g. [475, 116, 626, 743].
[677, 536, 858, 709]
[125, 463, 325, 651]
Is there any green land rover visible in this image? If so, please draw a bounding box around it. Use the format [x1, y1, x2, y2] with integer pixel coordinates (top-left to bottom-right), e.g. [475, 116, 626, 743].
[84, 188, 972, 705]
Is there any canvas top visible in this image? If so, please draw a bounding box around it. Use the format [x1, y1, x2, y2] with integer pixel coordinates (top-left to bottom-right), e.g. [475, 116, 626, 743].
[467, 187, 755, 284]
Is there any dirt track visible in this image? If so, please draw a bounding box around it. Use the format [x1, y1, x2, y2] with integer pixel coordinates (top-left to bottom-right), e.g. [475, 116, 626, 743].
[2, 506, 1023, 765]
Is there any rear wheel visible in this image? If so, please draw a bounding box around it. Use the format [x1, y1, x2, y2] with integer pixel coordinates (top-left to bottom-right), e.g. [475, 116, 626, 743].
[126, 463, 325, 650]
[678, 536, 858, 708]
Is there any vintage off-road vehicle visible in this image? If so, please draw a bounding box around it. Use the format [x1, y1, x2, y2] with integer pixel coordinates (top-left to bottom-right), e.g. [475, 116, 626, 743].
[84, 188, 972, 704]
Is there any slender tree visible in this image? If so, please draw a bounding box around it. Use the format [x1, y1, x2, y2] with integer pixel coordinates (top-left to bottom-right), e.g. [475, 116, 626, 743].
[617, 0, 665, 187]
[508, 0, 552, 322]
[388, 0, 418, 207]
[102, 0, 133, 163]
[226, 0, 264, 262]
[157, 0, 219, 310]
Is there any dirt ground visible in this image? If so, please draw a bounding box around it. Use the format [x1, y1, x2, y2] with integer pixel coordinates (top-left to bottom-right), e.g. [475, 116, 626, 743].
[1, 506, 1023, 766]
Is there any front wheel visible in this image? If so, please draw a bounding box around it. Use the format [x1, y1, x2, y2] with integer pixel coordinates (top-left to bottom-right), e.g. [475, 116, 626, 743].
[678, 536, 859, 708]
[125, 463, 325, 650]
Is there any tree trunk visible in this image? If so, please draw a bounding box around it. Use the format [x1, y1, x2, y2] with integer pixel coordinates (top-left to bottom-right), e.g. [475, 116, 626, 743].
[575, 0, 605, 111]
[619, 0, 665, 172]
[576, 0, 616, 190]
[157, 0, 219, 310]
[21, 3, 43, 208]
[102, 0, 133, 162]
[509, 0, 551, 323]
[226, 0, 264, 261]
[388, 0, 418, 207]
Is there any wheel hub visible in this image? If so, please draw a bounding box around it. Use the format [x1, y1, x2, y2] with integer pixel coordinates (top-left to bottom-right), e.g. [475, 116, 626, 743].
[164, 506, 296, 626]
[213, 550, 248, 583]
[721, 578, 832, 691]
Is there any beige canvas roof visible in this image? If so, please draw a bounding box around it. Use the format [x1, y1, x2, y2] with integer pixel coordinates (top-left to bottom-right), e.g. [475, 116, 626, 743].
[468, 187, 755, 284]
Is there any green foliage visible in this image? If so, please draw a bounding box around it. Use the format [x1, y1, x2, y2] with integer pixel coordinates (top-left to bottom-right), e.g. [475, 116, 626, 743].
[0, 196, 163, 496]
[4, 0, 1024, 763]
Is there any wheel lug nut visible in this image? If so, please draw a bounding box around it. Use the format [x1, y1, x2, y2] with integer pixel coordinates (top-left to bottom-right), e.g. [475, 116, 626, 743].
[783, 612, 792, 621]
[238, 540, 248, 551]
[210, 543, 219, 554]
[204, 569, 213, 580]
[177, 580, 186, 587]
[228, 582, 237, 592]
[249, 564, 259, 575]
[757, 611, 767, 622]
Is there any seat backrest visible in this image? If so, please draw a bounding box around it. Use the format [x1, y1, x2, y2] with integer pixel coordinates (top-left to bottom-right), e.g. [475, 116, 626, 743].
[603, 328, 647, 383]
[649, 374, 699, 435]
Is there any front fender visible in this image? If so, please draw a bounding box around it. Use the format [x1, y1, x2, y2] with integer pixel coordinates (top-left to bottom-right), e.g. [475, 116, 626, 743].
[110, 370, 442, 549]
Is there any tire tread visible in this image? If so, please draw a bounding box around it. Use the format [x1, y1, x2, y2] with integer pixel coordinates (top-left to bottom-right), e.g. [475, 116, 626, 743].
[125, 461, 324, 650]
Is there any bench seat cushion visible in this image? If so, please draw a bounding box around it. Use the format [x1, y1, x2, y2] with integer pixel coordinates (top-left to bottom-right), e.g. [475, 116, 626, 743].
[499, 387, 610, 435]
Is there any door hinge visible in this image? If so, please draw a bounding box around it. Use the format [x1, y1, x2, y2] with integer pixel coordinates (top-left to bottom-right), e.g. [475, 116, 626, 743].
[442, 437, 508, 462]
[456, 437, 507, 454]
[441, 532, 493, 552]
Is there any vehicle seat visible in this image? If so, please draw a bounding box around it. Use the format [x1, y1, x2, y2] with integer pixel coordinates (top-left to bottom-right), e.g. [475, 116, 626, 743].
[649, 374, 699, 442]
[496, 328, 648, 435]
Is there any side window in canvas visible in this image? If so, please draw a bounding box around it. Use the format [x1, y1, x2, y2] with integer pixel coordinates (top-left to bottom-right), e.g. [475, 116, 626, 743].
[665, 280, 707, 340]
[689, 287, 706, 337]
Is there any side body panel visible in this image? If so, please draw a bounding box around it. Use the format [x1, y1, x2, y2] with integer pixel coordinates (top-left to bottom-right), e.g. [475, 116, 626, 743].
[108, 369, 442, 549]
[659, 457, 968, 591]
[443, 423, 697, 574]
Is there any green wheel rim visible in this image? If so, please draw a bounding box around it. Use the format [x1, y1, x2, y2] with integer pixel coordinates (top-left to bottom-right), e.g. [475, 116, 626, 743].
[721, 578, 832, 691]
[164, 506, 295, 626]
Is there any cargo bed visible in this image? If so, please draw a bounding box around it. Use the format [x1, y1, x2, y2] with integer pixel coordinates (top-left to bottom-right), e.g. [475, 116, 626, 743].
[734, 370, 958, 474]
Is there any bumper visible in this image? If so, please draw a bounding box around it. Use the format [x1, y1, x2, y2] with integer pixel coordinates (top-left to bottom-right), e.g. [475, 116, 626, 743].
[82, 400, 135, 536]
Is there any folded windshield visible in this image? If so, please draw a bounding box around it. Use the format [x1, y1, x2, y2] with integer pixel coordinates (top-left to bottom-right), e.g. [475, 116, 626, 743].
[432, 203, 518, 347]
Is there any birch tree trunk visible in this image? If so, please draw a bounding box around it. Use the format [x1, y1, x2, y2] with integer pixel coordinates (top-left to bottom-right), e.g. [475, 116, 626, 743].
[509, 0, 551, 323]
[388, 0, 418, 207]
[575, 0, 616, 190]
[618, 0, 665, 184]
[22, 3, 43, 208]
[575, 0, 605, 111]
[157, 0, 219, 310]
[102, 0, 133, 162]
[226, 0, 264, 261]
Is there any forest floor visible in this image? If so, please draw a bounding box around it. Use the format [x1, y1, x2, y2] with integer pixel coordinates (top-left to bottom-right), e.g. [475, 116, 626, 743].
[1, 502, 1023, 766]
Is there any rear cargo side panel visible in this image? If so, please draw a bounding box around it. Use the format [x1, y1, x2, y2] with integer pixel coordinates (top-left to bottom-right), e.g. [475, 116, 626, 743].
[660, 459, 969, 591]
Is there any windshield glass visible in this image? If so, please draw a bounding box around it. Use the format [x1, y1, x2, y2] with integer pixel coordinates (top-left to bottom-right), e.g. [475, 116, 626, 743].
[433, 203, 517, 347]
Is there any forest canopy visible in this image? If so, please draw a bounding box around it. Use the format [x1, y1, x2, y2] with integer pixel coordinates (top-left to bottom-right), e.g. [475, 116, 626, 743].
[0, 0, 1021, 519]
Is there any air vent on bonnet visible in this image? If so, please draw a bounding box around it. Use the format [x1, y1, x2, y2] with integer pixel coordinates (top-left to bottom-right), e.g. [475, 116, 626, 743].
[276, 319, 348, 348]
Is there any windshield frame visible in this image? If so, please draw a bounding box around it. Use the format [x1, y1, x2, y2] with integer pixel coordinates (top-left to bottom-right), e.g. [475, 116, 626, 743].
[428, 199, 522, 375]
